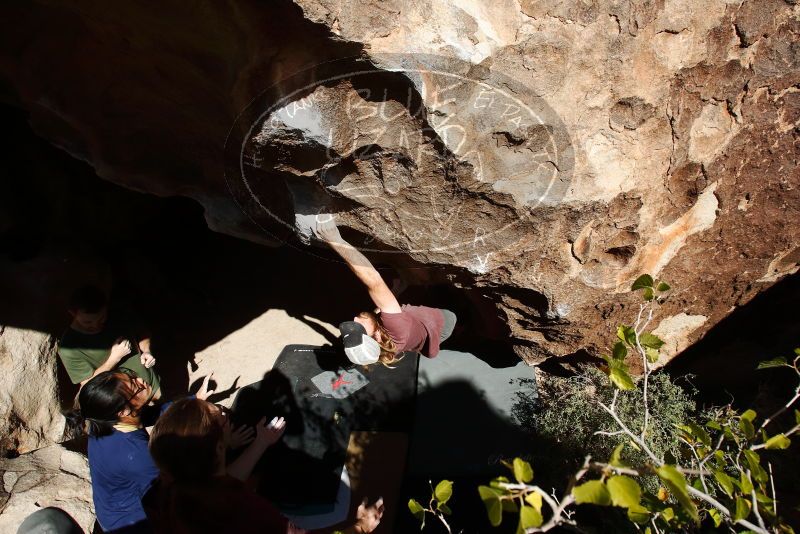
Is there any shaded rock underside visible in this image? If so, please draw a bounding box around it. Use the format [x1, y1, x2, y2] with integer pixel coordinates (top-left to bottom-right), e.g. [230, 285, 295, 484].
[0, 0, 798, 367]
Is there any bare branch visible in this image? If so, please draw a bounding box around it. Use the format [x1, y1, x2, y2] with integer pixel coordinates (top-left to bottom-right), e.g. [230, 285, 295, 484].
[597, 401, 662, 465]
[497, 483, 559, 513]
[530, 457, 592, 533]
[751, 423, 800, 450]
[686, 486, 769, 534]
[593, 430, 626, 437]
[650, 517, 662, 534]
[758, 385, 800, 432]
[748, 470, 767, 532]
[699, 433, 726, 470]
[633, 304, 655, 441]
[588, 462, 641, 477]
[436, 511, 453, 534]
[686, 440, 710, 493]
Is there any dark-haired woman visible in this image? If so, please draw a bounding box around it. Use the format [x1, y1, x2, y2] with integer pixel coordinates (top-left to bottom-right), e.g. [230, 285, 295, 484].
[146, 397, 383, 534]
[78, 371, 225, 532]
[314, 217, 457, 366]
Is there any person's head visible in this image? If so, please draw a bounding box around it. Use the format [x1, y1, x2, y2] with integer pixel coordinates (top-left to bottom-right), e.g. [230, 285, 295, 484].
[149, 398, 226, 484]
[78, 370, 152, 436]
[68, 286, 108, 333]
[17, 507, 83, 534]
[353, 311, 399, 366]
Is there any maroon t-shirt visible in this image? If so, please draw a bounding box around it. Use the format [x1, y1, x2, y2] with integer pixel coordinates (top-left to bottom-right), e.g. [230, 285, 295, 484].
[380, 305, 445, 358]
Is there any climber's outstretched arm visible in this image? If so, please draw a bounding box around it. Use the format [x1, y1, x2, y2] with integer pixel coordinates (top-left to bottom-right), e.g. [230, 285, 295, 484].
[314, 217, 402, 314]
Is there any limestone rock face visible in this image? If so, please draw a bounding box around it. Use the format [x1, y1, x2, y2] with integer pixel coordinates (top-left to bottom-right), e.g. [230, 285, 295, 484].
[0, 445, 94, 532]
[0, 327, 65, 455]
[1, 0, 798, 364]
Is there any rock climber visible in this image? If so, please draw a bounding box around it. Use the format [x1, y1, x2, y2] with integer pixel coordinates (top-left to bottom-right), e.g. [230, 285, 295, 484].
[313, 216, 457, 366]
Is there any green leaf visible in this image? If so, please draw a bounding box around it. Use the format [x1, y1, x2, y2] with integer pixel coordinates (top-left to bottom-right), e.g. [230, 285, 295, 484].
[525, 491, 543, 511]
[639, 333, 665, 350]
[623, 326, 638, 346]
[688, 421, 711, 446]
[740, 417, 755, 440]
[627, 503, 650, 524]
[478, 486, 503, 527]
[606, 357, 636, 390]
[743, 450, 768, 483]
[520, 505, 543, 529]
[643, 287, 655, 301]
[764, 434, 791, 450]
[706, 420, 722, 431]
[612, 341, 628, 360]
[434, 480, 453, 504]
[709, 508, 723, 527]
[740, 472, 754, 495]
[656, 465, 699, 522]
[617, 324, 629, 341]
[713, 470, 735, 496]
[408, 499, 425, 523]
[795, 409, 800, 426]
[656, 281, 671, 292]
[724, 425, 738, 444]
[438, 503, 452, 515]
[755, 491, 774, 505]
[502, 499, 519, 513]
[757, 357, 789, 370]
[616, 325, 638, 346]
[645, 347, 660, 363]
[764, 434, 792, 449]
[513, 458, 534, 483]
[631, 274, 654, 290]
[609, 443, 628, 468]
[741, 409, 757, 422]
[573, 480, 611, 506]
[607, 475, 641, 508]
[734, 496, 751, 521]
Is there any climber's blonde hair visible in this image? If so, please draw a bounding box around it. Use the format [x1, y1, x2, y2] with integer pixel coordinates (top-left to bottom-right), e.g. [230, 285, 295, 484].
[359, 311, 403, 367]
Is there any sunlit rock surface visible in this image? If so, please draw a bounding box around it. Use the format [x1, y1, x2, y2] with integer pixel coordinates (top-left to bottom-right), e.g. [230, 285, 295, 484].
[1, 0, 798, 367]
[0, 327, 65, 455]
[0, 445, 94, 532]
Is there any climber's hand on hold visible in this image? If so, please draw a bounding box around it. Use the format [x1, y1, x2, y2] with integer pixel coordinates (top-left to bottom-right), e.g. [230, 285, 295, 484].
[313, 214, 344, 244]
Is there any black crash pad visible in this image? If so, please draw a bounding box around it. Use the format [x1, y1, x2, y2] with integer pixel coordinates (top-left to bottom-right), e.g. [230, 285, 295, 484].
[229, 344, 418, 508]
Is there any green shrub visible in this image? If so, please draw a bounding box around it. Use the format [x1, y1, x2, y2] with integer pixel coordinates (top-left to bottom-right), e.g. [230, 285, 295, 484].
[523, 367, 696, 492]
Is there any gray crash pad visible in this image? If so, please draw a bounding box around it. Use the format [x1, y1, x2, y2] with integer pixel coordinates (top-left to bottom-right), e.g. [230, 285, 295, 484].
[408, 349, 538, 477]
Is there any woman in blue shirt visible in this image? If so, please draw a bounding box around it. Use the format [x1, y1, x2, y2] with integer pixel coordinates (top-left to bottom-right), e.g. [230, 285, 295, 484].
[79, 369, 159, 532]
[78, 370, 218, 532]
